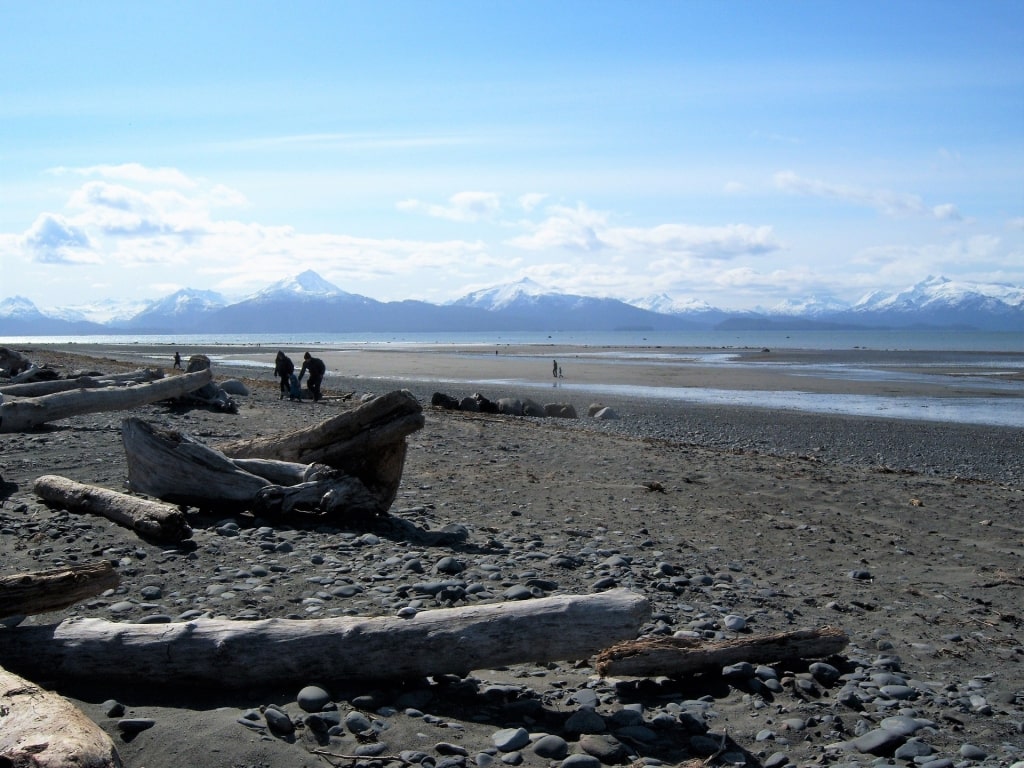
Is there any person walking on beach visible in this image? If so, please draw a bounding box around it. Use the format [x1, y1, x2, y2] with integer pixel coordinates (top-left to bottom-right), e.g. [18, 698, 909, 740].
[173, 351, 182, 370]
[553, 359, 558, 378]
[274, 351, 295, 400]
[298, 351, 326, 403]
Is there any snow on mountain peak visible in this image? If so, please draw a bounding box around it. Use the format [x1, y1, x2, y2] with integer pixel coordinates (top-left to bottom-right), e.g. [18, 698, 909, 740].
[255, 270, 345, 299]
[0, 296, 43, 319]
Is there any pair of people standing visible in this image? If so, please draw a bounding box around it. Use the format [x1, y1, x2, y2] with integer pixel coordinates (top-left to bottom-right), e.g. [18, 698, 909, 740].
[274, 351, 326, 402]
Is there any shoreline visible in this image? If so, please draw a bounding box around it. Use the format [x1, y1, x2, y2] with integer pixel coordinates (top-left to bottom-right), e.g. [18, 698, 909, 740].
[12, 342, 1023, 487]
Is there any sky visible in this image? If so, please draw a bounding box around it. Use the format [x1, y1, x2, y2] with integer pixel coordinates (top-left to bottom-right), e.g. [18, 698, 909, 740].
[1, 0, 1022, 313]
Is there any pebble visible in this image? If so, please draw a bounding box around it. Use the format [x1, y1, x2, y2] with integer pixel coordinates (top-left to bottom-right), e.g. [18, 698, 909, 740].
[297, 685, 332, 713]
[491, 727, 530, 752]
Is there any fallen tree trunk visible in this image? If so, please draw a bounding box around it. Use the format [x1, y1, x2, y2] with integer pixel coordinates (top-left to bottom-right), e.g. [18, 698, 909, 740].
[121, 391, 425, 517]
[33, 475, 193, 543]
[0, 368, 163, 398]
[0, 561, 120, 620]
[0, 368, 212, 432]
[0, 589, 650, 687]
[595, 626, 849, 678]
[218, 388, 425, 511]
[0, 664, 122, 768]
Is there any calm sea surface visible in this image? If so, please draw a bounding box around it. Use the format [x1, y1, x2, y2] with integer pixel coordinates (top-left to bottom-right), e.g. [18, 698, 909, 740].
[4, 330, 1022, 427]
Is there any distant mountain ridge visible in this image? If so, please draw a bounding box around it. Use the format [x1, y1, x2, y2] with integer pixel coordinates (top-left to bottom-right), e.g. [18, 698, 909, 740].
[2, 272, 1021, 335]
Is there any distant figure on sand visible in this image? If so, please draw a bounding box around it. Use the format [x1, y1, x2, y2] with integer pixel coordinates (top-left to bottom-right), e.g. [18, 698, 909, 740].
[298, 352, 326, 403]
[553, 359, 558, 378]
[173, 351, 182, 370]
[274, 351, 295, 400]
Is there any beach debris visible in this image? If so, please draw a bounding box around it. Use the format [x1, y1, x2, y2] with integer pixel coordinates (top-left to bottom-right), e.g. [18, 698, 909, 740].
[0, 664, 122, 768]
[0, 367, 165, 398]
[34, 475, 193, 543]
[166, 353, 238, 413]
[0, 589, 650, 687]
[0, 368, 213, 432]
[594, 625, 849, 678]
[0, 560, 120, 620]
[122, 390, 425, 518]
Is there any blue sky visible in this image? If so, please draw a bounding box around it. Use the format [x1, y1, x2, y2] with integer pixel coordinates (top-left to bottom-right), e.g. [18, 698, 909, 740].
[1, 1, 1022, 312]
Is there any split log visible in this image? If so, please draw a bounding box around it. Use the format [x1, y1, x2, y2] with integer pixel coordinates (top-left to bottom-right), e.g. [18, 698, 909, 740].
[218, 388, 425, 510]
[0, 589, 650, 687]
[0, 561, 119, 619]
[0, 664, 122, 768]
[0, 368, 163, 398]
[595, 626, 849, 678]
[33, 475, 192, 543]
[0, 368, 212, 432]
[121, 391, 425, 517]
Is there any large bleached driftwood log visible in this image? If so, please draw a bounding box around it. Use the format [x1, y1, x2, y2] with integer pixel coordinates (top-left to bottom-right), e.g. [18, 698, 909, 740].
[0, 589, 650, 687]
[0, 368, 164, 398]
[33, 475, 193, 543]
[0, 561, 120, 620]
[218, 389, 425, 512]
[0, 368, 212, 433]
[0, 664, 123, 768]
[594, 626, 849, 678]
[122, 390, 425, 517]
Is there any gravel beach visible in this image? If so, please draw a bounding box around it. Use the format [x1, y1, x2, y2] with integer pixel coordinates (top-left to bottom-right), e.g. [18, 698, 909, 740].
[1, 344, 1022, 768]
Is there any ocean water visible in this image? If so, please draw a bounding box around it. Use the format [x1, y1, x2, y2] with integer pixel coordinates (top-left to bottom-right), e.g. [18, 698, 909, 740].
[3, 328, 1023, 352]
[4, 329, 1022, 427]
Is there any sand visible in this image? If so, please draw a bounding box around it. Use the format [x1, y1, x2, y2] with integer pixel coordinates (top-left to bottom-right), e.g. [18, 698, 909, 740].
[1, 343, 1022, 768]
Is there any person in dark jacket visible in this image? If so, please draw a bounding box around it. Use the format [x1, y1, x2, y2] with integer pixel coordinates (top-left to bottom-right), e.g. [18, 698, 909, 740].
[298, 352, 326, 402]
[274, 351, 295, 400]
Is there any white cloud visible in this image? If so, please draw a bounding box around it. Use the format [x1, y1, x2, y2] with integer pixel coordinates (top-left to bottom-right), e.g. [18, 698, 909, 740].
[518, 193, 547, 212]
[508, 202, 778, 260]
[1007, 216, 1024, 231]
[396, 191, 502, 222]
[774, 170, 958, 221]
[50, 163, 198, 188]
[20, 213, 99, 264]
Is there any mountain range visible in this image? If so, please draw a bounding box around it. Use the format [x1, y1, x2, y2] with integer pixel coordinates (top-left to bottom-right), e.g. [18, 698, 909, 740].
[1, 272, 1021, 336]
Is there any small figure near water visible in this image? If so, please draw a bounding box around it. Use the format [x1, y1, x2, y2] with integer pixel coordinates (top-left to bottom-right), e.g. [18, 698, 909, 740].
[298, 352, 326, 403]
[274, 351, 295, 400]
[553, 359, 558, 378]
[173, 351, 182, 370]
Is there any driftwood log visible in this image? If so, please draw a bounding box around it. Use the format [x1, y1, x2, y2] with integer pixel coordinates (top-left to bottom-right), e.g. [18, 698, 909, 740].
[0, 368, 163, 398]
[0, 346, 32, 377]
[33, 475, 193, 543]
[219, 388, 425, 510]
[0, 665, 123, 768]
[0, 561, 120, 620]
[0, 368, 212, 432]
[595, 626, 849, 678]
[0, 589, 650, 687]
[121, 390, 425, 517]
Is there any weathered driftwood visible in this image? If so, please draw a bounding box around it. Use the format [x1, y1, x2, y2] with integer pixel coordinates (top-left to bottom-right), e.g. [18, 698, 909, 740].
[172, 354, 237, 413]
[121, 391, 425, 517]
[595, 626, 849, 678]
[0, 664, 123, 768]
[0, 368, 163, 398]
[0, 561, 120, 620]
[121, 418, 372, 516]
[219, 388, 425, 511]
[0, 368, 212, 432]
[33, 475, 193, 543]
[0, 589, 650, 687]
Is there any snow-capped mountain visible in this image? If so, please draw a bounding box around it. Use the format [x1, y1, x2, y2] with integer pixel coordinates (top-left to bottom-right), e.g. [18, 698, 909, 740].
[450, 277, 552, 311]
[2, 273, 1021, 336]
[47, 298, 151, 325]
[251, 269, 348, 301]
[121, 289, 227, 331]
